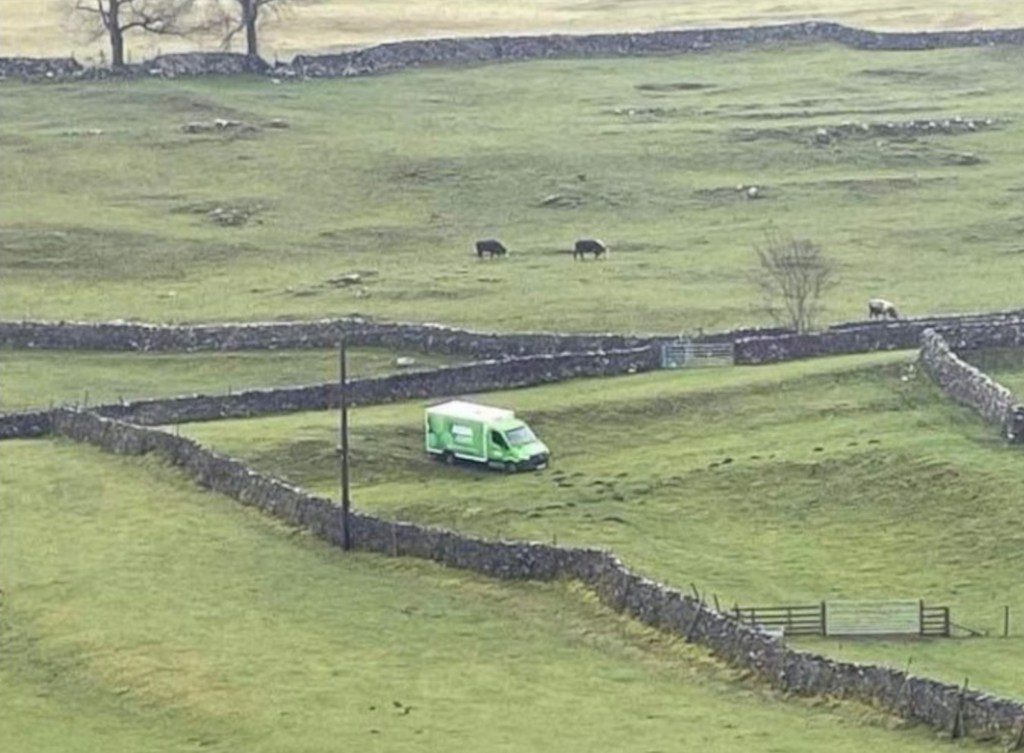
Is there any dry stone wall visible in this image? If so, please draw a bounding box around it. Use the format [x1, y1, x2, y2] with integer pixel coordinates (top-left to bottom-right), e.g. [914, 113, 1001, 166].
[3, 309, 1021, 359]
[90, 346, 659, 425]
[49, 407, 1024, 745]
[6, 23, 1024, 81]
[0, 347, 658, 438]
[0, 410, 52, 440]
[0, 317, 671, 357]
[3, 311, 1021, 438]
[919, 329, 1024, 442]
[734, 311, 1024, 364]
[289, 23, 1024, 78]
[0, 53, 263, 80]
[0, 57, 82, 79]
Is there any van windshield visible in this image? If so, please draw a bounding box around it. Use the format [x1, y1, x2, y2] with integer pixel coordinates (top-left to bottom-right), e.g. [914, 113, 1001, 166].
[505, 426, 536, 445]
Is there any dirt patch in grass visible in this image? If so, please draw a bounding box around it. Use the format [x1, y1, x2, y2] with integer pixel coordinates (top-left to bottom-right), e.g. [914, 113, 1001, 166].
[388, 157, 466, 186]
[782, 175, 946, 196]
[635, 82, 714, 93]
[857, 68, 932, 80]
[693, 185, 769, 203]
[535, 184, 628, 210]
[172, 200, 268, 227]
[379, 286, 480, 302]
[605, 241, 669, 254]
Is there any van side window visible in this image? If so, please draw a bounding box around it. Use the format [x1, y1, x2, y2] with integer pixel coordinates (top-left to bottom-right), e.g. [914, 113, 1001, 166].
[490, 431, 508, 449]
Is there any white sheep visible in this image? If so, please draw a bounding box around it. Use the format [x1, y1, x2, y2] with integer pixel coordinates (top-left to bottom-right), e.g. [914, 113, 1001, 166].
[867, 298, 899, 320]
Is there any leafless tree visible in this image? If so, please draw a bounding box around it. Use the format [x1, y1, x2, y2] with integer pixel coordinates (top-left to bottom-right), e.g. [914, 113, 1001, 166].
[205, 0, 291, 59]
[752, 230, 837, 333]
[72, 0, 197, 68]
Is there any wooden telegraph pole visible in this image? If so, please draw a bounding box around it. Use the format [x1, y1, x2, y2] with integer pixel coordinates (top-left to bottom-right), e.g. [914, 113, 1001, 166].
[339, 337, 352, 551]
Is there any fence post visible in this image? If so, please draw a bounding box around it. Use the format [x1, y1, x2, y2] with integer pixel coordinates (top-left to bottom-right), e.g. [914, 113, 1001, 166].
[820, 600, 827, 636]
[950, 678, 968, 739]
[919, 599, 925, 636]
[1005, 606, 1011, 638]
[944, 606, 950, 637]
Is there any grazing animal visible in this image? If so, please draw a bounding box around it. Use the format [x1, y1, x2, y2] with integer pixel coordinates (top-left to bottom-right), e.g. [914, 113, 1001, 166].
[475, 239, 508, 258]
[867, 298, 899, 320]
[573, 238, 607, 260]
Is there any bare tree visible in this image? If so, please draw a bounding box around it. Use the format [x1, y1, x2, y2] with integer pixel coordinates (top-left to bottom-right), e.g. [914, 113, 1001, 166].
[206, 0, 290, 59]
[72, 0, 197, 68]
[752, 231, 837, 333]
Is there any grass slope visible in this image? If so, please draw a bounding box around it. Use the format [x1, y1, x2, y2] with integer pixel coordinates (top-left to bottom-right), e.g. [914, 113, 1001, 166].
[6, 1, 1023, 62]
[0, 347, 455, 412]
[969, 348, 1024, 397]
[182, 352, 1024, 699]
[3, 44, 1024, 331]
[0, 439, 967, 752]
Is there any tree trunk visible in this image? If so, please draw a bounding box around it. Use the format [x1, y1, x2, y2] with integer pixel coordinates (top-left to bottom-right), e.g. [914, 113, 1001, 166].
[110, 27, 125, 68]
[109, 0, 125, 68]
[244, 0, 258, 58]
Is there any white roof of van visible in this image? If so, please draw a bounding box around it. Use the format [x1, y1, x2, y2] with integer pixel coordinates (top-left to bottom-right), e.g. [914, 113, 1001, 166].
[427, 400, 515, 422]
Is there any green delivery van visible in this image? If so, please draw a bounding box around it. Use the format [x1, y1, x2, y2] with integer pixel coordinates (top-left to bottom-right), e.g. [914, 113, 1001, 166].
[425, 400, 550, 472]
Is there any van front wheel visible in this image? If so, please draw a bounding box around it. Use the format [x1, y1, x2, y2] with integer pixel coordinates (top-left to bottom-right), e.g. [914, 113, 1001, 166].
[504, 462, 517, 474]
[442, 451, 455, 466]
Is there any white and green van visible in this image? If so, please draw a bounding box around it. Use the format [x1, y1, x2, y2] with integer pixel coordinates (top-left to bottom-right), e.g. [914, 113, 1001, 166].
[425, 400, 550, 472]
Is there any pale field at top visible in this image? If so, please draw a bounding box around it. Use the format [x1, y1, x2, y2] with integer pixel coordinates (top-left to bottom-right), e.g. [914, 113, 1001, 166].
[3, 0, 1022, 62]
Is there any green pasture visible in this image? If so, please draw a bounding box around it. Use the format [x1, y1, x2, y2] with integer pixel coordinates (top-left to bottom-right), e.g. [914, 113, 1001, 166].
[0, 347, 454, 412]
[3, 44, 1024, 332]
[182, 352, 1024, 700]
[2, 439, 973, 752]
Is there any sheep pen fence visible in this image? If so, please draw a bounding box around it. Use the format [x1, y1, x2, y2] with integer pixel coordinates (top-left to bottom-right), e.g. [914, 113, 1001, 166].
[734, 600, 952, 638]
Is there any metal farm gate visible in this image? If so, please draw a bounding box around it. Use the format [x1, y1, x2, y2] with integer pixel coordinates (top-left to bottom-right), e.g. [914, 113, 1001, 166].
[660, 340, 735, 369]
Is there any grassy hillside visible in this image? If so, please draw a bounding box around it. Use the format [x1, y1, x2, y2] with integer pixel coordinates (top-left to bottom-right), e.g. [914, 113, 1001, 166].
[1, 439, 972, 752]
[5, 0, 1021, 62]
[969, 348, 1024, 396]
[182, 352, 1024, 699]
[0, 347, 455, 412]
[3, 44, 1023, 331]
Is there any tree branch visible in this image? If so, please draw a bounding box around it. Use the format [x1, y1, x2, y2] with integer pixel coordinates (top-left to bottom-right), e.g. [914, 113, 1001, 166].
[751, 231, 837, 333]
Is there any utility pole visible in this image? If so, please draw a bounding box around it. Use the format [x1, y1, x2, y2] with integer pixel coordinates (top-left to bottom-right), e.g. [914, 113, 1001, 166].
[338, 337, 352, 551]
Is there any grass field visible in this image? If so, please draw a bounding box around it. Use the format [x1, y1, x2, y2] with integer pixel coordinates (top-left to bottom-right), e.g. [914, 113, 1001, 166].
[3, 44, 1024, 332]
[4, 0, 1021, 63]
[2, 438, 978, 752]
[4, 22, 1023, 745]
[180, 352, 1024, 700]
[0, 347, 455, 412]
[969, 348, 1024, 397]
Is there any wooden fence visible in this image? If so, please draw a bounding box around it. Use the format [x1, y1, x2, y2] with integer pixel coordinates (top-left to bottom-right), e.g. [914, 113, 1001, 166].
[733, 603, 825, 636]
[734, 599, 951, 637]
